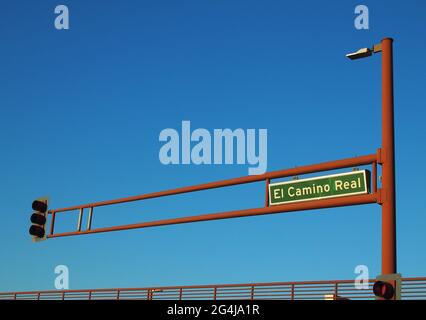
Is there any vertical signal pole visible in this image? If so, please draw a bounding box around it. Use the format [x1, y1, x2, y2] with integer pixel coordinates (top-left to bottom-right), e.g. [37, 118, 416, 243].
[381, 38, 397, 275]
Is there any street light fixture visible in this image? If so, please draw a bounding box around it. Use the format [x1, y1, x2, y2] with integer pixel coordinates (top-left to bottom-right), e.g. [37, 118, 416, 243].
[346, 47, 372, 60]
[346, 43, 383, 60]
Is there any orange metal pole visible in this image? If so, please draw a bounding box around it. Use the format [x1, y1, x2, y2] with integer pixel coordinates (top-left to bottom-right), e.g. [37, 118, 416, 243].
[381, 38, 397, 275]
[49, 154, 377, 214]
[47, 193, 377, 238]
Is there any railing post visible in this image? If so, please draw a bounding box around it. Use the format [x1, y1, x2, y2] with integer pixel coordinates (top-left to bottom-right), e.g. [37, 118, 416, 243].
[290, 284, 295, 300]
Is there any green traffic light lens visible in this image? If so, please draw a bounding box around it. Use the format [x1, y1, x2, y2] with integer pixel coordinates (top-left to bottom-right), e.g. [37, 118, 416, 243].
[29, 225, 45, 238]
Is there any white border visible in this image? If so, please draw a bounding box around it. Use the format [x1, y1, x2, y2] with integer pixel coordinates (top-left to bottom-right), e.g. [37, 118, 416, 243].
[268, 170, 368, 206]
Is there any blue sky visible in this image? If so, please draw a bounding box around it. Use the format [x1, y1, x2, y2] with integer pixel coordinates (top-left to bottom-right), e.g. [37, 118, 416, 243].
[1, 0, 425, 292]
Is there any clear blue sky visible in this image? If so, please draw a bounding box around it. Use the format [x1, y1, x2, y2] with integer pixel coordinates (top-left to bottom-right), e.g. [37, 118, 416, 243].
[1, 0, 425, 292]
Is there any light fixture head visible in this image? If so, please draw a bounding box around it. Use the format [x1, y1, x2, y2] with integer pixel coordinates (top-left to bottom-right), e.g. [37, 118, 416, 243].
[346, 48, 373, 60]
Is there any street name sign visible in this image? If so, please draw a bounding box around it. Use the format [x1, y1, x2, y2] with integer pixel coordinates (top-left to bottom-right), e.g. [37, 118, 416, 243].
[268, 170, 370, 206]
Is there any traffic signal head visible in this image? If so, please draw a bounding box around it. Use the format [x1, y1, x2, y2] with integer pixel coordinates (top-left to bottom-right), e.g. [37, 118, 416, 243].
[29, 197, 49, 242]
[373, 274, 402, 300]
[373, 281, 395, 300]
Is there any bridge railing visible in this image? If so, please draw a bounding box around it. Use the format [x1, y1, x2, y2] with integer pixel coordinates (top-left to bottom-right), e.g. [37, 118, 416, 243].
[2, 277, 426, 300]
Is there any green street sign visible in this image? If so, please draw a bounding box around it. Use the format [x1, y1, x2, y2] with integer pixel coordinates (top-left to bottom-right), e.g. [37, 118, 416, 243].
[268, 170, 370, 206]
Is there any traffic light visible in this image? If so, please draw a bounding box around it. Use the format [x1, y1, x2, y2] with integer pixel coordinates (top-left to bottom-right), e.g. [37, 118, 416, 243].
[373, 274, 401, 300]
[373, 281, 394, 300]
[29, 197, 49, 242]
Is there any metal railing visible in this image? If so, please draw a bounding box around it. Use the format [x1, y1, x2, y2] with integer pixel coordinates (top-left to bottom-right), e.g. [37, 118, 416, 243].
[1, 277, 425, 300]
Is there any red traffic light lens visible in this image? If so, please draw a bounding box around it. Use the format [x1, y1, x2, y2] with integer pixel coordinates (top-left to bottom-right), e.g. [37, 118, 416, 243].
[32, 200, 47, 213]
[29, 225, 45, 238]
[30, 213, 46, 225]
[373, 281, 395, 300]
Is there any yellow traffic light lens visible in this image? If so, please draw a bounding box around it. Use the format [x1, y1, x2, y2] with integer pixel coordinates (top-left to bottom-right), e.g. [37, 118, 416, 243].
[30, 213, 46, 225]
